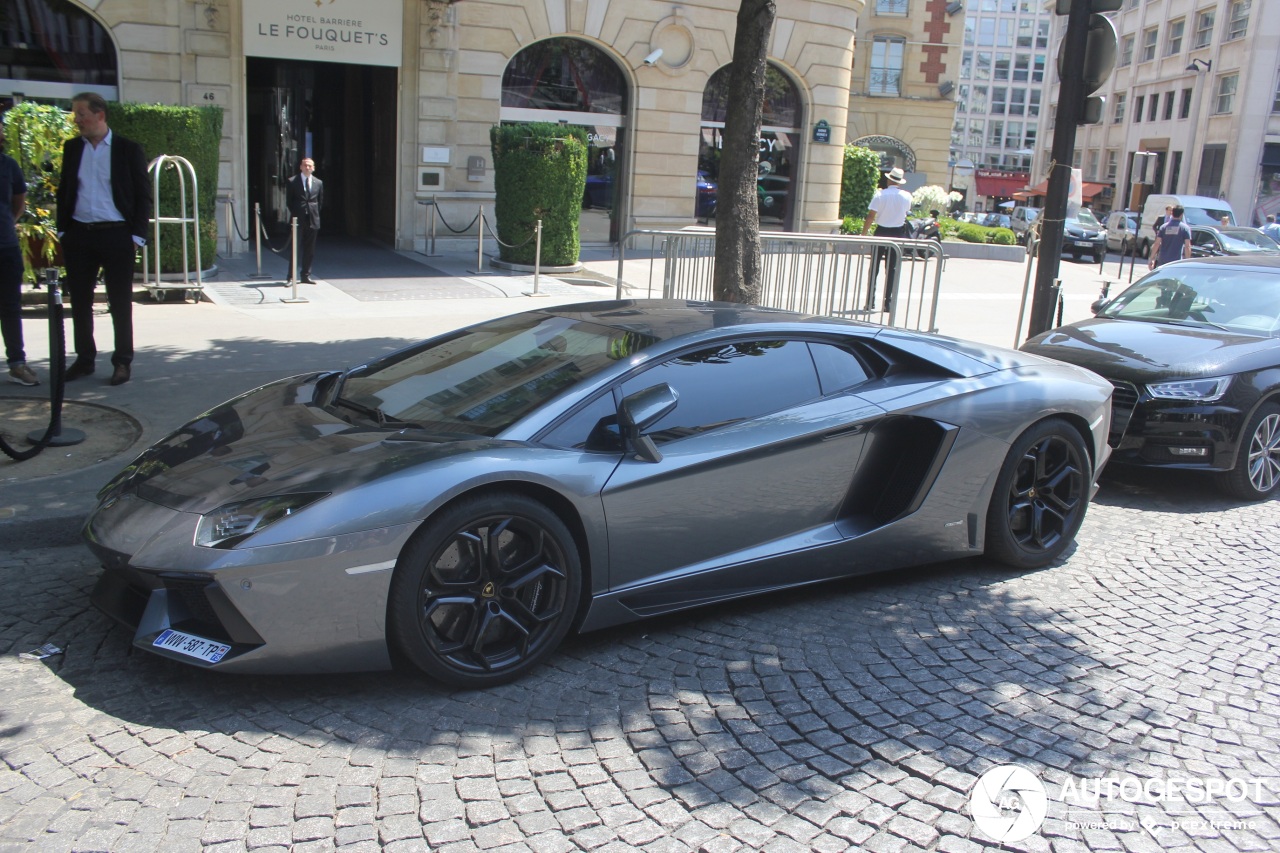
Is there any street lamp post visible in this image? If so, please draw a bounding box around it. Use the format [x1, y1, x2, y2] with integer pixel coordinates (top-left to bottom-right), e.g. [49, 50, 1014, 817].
[1182, 58, 1212, 195]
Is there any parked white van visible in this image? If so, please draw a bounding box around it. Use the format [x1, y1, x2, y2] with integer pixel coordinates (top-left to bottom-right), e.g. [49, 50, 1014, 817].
[1010, 205, 1040, 244]
[1136, 194, 1236, 257]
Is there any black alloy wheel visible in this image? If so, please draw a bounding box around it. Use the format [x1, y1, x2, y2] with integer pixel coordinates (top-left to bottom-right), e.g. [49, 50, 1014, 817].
[389, 493, 581, 687]
[1219, 403, 1280, 501]
[986, 418, 1090, 569]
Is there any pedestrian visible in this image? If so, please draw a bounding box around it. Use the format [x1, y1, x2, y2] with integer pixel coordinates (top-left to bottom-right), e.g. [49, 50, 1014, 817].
[1150, 205, 1191, 269]
[1220, 215, 1230, 228]
[56, 91, 151, 386]
[286, 158, 323, 283]
[1263, 214, 1280, 242]
[861, 167, 913, 312]
[1, 135, 36, 386]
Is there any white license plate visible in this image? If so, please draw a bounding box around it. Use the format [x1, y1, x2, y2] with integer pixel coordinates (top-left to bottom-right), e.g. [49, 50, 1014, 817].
[1075, 240, 1094, 248]
[152, 628, 231, 663]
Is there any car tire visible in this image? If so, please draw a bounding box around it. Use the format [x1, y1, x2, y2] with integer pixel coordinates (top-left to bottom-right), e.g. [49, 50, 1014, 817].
[388, 492, 582, 687]
[985, 418, 1091, 569]
[1094, 249, 1105, 264]
[1217, 403, 1280, 501]
[1140, 239, 1151, 259]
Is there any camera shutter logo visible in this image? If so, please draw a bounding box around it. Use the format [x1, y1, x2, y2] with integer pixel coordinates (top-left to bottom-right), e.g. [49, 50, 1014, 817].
[970, 765, 1049, 843]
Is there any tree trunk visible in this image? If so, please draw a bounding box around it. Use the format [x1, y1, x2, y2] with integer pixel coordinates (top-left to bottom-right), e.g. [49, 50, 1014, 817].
[712, 0, 776, 304]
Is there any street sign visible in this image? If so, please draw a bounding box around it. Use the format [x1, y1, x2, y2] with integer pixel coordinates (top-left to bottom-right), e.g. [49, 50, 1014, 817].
[1056, 13, 1117, 96]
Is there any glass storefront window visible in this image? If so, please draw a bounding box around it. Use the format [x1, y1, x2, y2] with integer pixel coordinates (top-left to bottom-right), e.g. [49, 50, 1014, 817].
[699, 64, 801, 229]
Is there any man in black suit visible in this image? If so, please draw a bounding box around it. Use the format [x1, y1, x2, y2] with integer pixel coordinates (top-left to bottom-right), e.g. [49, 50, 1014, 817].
[56, 92, 151, 386]
[286, 158, 323, 283]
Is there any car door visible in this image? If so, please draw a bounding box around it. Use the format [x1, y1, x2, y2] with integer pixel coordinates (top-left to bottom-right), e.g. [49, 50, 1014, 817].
[599, 337, 885, 592]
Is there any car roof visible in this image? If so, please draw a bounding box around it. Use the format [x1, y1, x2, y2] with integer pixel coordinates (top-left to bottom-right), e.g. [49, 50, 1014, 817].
[1163, 255, 1280, 271]
[541, 300, 852, 340]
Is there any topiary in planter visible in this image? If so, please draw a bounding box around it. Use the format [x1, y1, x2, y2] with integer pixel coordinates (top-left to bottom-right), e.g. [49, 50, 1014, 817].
[490, 123, 587, 266]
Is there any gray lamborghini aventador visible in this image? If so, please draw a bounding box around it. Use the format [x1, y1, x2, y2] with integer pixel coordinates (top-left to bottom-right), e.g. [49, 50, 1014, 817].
[86, 301, 1112, 687]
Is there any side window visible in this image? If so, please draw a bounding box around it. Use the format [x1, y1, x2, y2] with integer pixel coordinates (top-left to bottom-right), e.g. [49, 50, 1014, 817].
[809, 342, 874, 394]
[539, 391, 621, 452]
[618, 339, 820, 445]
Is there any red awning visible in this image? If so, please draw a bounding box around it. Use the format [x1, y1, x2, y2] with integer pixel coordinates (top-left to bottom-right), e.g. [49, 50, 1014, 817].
[1019, 180, 1111, 201]
[974, 174, 1028, 199]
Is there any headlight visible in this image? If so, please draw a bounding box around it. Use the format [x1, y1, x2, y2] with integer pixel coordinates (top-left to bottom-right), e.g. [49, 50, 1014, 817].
[195, 493, 328, 548]
[1145, 376, 1232, 402]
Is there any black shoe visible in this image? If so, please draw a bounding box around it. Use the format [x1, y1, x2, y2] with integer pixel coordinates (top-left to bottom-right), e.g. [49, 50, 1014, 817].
[301, 276, 315, 284]
[109, 364, 131, 386]
[65, 361, 96, 381]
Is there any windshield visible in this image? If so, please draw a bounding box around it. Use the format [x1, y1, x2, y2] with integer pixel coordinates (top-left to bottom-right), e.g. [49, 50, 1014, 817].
[1182, 206, 1234, 226]
[1100, 266, 1280, 335]
[1221, 230, 1280, 252]
[1071, 210, 1101, 228]
[335, 314, 659, 436]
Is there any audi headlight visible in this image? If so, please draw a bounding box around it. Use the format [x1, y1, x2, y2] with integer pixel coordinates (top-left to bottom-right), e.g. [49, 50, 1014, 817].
[1145, 376, 1232, 402]
[195, 493, 328, 548]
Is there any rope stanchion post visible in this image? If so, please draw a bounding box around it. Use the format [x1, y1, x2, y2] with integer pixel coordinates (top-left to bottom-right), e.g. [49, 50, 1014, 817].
[27, 269, 83, 449]
[281, 216, 308, 304]
[477, 206, 485, 271]
[248, 202, 273, 279]
[523, 219, 548, 298]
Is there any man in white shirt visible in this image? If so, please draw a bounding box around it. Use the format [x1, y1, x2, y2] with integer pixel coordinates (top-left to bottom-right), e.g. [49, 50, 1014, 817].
[861, 167, 913, 312]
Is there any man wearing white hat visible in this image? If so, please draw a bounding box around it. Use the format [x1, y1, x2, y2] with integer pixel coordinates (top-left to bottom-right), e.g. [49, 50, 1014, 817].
[861, 167, 913, 312]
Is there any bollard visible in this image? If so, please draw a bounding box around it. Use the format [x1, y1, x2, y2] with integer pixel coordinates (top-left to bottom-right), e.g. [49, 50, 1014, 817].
[477, 206, 485, 272]
[524, 219, 548, 298]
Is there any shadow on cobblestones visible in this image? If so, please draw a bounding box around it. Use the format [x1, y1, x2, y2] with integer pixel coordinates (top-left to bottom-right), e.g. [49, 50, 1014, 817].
[2, 476, 1278, 852]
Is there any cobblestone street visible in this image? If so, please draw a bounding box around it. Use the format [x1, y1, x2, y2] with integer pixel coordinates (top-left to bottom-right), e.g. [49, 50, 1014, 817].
[2, 466, 1278, 853]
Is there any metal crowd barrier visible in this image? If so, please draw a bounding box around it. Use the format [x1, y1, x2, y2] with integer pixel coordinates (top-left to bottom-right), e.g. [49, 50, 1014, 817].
[614, 229, 947, 332]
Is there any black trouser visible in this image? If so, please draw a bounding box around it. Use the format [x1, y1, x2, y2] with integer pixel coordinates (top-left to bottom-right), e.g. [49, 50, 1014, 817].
[0, 245, 25, 366]
[871, 224, 908, 311]
[62, 222, 137, 367]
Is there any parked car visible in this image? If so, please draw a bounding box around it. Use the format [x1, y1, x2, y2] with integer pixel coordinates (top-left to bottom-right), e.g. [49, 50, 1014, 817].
[86, 301, 1111, 686]
[1062, 209, 1107, 263]
[1105, 210, 1139, 253]
[1189, 225, 1280, 257]
[1010, 205, 1040, 244]
[982, 212, 1011, 229]
[1136, 194, 1236, 258]
[1023, 256, 1280, 500]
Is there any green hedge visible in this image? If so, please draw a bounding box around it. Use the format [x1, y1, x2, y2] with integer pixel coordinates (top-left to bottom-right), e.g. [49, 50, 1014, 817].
[840, 146, 882, 219]
[111, 103, 222, 273]
[490, 123, 587, 266]
[956, 222, 1016, 244]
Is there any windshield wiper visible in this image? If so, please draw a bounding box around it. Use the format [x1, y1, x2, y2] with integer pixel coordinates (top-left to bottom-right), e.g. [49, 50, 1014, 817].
[1162, 317, 1232, 332]
[334, 396, 423, 429]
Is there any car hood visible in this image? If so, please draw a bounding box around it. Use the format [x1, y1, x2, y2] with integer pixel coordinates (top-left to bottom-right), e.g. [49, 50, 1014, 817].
[98, 374, 519, 515]
[1023, 318, 1277, 381]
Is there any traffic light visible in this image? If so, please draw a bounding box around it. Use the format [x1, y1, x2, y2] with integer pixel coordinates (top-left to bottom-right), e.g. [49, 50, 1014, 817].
[1081, 96, 1105, 125]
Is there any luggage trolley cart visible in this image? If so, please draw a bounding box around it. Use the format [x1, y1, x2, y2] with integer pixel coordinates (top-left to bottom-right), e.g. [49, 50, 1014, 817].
[141, 154, 203, 303]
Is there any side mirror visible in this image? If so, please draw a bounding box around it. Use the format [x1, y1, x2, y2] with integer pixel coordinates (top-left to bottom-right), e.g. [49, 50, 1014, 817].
[618, 383, 679, 463]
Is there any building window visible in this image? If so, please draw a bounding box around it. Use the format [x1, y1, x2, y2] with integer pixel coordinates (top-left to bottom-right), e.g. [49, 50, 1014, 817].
[1134, 94, 1145, 122]
[995, 55, 1011, 82]
[1193, 10, 1214, 49]
[1168, 151, 1182, 193]
[1088, 150, 1100, 181]
[957, 84, 970, 112]
[869, 36, 906, 96]
[978, 19, 996, 46]
[1106, 150, 1119, 181]
[1163, 91, 1175, 121]
[976, 51, 992, 81]
[1017, 20, 1033, 49]
[1214, 74, 1238, 114]
[961, 50, 972, 80]
[1029, 89, 1041, 118]
[1113, 91, 1127, 122]
[1141, 27, 1158, 62]
[968, 118, 985, 147]
[1165, 19, 1184, 55]
[1181, 88, 1193, 119]
[1032, 55, 1045, 84]
[991, 87, 1007, 113]
[972, 85, 989, 112]
[1037, 20, 1049, 49]
[1004, 120, 1022, 148]
[988, 120, 1003, 147]
[998, 19, 1014, 49]
[1119, 35, 1134, 67]
[1148, 95, 1159, 121]
[1226, 1, 1249, 42]
[876, 0, 909, 15]
[1197, 144, 1226, 196]
[1009, 87, 1026, 116]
